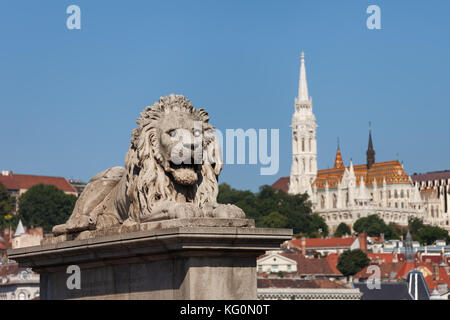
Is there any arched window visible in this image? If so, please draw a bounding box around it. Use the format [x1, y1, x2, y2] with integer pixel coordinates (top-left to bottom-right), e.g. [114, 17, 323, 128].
[18, 292, 26, 300]
[309, 138, 312, 152]
[400, 190, 404, 198]
[431, 206, 434, 217]
[302, 158, 306, 173]
[394, 190, 398, 199]
[302, 138, 305, 152]
[333, 194, 337, 209]
[321, 195, 325, 209]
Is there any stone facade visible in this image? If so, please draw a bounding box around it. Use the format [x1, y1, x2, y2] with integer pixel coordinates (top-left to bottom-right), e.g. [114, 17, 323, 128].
[412, 171, 450, 231]
[289, 52, 317, 196]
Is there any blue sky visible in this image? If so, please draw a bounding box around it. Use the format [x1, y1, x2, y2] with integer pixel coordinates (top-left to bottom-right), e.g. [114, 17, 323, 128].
[1, 0, 449, 192]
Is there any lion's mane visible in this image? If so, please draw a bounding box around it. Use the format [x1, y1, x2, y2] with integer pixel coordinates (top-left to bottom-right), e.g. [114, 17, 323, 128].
[124, 95, 222, 222]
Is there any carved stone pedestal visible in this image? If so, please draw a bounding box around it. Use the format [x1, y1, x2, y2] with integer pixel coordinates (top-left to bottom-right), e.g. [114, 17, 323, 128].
[8, 219, 292, 300]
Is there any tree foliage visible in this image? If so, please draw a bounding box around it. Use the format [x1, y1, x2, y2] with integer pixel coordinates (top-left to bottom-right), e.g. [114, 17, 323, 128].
[353, 215, 399, 239]
[408, 217, 450, 245]
[261, 211, 289, 228]
[217, 183, 328, 237]
[334, 223, 352, 237]
[0, 182, 18, 229]
[336, 249, 370, 276]
[17, 184, 77, 233]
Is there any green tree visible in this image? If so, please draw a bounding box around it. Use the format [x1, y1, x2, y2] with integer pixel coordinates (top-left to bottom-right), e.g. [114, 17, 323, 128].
[407, 217, 450, 244]
[17, 184, 77, 233]
[0, 182, 17, 229]
[261, 211, 289, 228]
[217, 183, 328, 237]
[409, 217, 424, 235]
[336, 249, 370, 276]
[416, 225, 450, 245]
[353, 215, 399, 239]
[334, 223, 352, 237]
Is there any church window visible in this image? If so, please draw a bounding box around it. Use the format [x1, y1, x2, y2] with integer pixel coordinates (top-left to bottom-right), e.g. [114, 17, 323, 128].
[401, 190, 404, 198]
[302, 158, 306, 173]
[388, 191, 391, 199]
[320, 196, 325, 209]
[431, 206, 434, 217]
[394, 190, 398, 199]
[407, 190, 410, 198]
[333, 194, 337, 208]
[380, 191, 383, 199]
[302, 138, 305, 152]
[309, 138, 312, 152]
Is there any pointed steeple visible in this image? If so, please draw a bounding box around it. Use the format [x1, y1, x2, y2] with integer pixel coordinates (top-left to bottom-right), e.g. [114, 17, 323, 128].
[13, 220, 25, 238]
[298, 51, 309, 101]
[367, 122, 376, 170]
[356, 176, 371, 201]
[334, 141, 344, 169]
[349, 159, 355, 177]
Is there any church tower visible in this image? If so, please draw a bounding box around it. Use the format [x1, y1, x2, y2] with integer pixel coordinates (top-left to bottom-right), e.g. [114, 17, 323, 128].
[289, 52, 318, 195]
[367, 124, 376, 170]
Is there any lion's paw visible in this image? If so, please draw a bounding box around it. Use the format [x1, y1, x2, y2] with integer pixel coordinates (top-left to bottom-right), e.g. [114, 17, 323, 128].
[212, 204, 246, 219]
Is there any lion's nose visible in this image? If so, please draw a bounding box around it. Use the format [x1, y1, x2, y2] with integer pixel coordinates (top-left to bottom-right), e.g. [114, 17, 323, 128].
[183, 142, 200, 151]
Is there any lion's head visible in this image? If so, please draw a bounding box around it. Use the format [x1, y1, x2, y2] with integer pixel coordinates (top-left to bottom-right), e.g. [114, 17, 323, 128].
[124, 95, 223, 221]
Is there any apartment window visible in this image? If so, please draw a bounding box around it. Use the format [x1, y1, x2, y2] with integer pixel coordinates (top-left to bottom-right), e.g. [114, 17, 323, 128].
[272, 265, 278, 272]
[287, 265, 292, 272]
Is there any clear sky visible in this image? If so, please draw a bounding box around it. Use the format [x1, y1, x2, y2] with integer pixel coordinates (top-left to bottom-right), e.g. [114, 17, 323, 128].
[1, 0, 449, 192]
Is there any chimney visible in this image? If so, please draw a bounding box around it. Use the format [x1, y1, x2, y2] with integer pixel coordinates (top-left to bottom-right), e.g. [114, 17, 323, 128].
[301, 237, 306, 257]
[358, 233, 368, 253]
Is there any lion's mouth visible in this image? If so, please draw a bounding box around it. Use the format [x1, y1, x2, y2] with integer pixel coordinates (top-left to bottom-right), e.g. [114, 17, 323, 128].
[169, 161, 201, 186]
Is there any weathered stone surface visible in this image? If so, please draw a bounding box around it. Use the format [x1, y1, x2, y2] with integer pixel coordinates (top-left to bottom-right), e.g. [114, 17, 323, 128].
[53, 95, 245, 237]
[42, 218, 255, 245]
[8, 226, 292, 300]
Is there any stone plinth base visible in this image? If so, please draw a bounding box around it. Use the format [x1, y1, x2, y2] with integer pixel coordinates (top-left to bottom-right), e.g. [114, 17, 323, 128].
[8, 219, 292, 300]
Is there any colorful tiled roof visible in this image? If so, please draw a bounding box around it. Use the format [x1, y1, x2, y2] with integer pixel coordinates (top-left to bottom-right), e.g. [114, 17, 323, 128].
[272, 160, 411, 193]
[0, 172, 76, 193]
[289, 237, 356, 249]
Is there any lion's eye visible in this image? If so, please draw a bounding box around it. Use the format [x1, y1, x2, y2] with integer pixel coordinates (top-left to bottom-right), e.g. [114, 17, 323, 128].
[169, 130, 177, 138]
[193, 129, 201, 137]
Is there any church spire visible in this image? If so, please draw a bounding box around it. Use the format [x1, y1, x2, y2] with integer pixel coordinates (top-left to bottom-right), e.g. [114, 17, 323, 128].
[298, 51, 309, 101]
[334, 139, 344, 169]
[367, 122, 375, 170]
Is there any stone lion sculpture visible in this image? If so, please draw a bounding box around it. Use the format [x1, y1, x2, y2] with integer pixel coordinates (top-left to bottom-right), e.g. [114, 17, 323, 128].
[53, 95, 245, 235]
